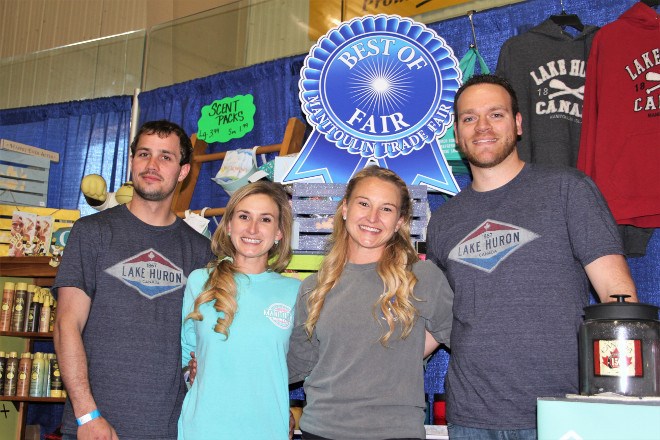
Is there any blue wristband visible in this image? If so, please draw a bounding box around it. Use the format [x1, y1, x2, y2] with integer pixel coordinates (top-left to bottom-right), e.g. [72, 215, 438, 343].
[76, 409, 101, 426]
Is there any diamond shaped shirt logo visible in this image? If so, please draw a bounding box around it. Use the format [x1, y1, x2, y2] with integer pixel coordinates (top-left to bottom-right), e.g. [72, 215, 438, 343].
[105, 249, 187, 299]
[449, 220, 539, 273]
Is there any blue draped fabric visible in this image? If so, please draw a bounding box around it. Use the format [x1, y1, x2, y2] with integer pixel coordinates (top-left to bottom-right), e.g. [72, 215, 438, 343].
[0, 0, 657, 426]
[425, 0, 634, 73]
[0, 96, 132, 217]
[421, 0, 660, 399]
[0, 97, 132, 434]
[138, 54, 307, 211]
[284, 0, 660, 401]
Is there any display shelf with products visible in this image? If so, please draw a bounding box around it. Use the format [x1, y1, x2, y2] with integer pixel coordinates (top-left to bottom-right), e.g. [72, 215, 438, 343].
[0, 331, 54, 339]
[1, 395, 65, 404]
[0, 256, 57, 282]
[0, 256, 63, 440]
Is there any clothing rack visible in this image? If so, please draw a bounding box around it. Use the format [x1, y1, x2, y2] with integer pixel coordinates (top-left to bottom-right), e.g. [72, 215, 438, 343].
[467, 10, 479, 50]
[550, 0, 584, 30]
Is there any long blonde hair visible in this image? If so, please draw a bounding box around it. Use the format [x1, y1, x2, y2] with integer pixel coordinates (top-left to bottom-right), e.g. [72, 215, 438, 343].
[186, 181, 293, 338]
[304, 167, 419, 345]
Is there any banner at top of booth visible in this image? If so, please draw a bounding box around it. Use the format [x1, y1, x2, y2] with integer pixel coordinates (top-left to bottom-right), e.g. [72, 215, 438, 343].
[308, 1, 473, 42]
[283, 14, 462, 195]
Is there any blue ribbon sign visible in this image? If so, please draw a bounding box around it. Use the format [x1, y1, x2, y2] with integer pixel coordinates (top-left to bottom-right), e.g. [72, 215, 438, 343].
[283, 14, 462, 195]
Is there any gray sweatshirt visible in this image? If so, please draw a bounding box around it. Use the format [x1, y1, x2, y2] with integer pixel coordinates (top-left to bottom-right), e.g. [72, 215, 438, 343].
[287, 260, 453, 439]
[496, 19, 599, 167]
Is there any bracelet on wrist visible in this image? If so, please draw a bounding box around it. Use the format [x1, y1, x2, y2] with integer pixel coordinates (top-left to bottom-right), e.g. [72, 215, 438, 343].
[76, 409, 101, 426]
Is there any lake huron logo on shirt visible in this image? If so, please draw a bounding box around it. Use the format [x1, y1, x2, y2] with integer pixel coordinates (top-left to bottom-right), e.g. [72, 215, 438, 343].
[105, 248, 186, 299]
[264, 303, 293, 329]
[449, 220, 539, 273]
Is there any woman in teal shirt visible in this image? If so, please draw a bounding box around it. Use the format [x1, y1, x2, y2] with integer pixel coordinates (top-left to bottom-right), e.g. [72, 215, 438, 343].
[178, 181, 300, 440]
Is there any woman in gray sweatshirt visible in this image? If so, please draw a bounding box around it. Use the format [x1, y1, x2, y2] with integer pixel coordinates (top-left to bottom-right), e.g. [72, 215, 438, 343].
[287, 166, 454, 440]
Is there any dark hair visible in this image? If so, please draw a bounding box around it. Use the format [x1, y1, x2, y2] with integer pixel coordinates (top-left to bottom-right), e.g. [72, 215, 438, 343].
[453, 74, 520, 119]
[129, 120, 193, 165]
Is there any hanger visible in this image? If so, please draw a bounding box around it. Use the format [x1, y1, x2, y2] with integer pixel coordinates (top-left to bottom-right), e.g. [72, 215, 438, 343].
[550, 0, 584, 31]
[467, 10, 479, 50]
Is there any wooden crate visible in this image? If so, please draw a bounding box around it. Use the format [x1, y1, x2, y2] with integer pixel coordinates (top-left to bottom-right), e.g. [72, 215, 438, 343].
[0, 149, 50, 207]
[291, 183, 429, 254]
[0, 205, 80, 256]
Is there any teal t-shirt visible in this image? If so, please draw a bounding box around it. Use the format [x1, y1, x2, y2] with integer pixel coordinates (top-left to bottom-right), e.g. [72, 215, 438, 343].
[178, 268, 300, 440]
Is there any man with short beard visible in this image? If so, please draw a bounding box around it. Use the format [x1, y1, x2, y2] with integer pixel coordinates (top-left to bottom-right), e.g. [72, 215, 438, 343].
[426, 74, 637, 439]
[53, 120, 213, 440]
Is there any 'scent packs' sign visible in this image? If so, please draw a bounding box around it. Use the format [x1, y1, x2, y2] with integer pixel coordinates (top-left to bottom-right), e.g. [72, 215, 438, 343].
[283, 14, 462, 194]
[197, 94, 256, 143]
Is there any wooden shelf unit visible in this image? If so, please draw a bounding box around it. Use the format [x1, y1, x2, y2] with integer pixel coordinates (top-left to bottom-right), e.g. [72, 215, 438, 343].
[171, 116, 306, 218]
[0, 395, 66, 404]
[0, 256, 62, 440]
[0, 330, 54, 339]
[0, 256, 57, 285]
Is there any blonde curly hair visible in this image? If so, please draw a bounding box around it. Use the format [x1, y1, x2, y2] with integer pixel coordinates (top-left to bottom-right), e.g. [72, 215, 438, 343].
[186, 181, 293, 338]
[304, 167, 419, 345]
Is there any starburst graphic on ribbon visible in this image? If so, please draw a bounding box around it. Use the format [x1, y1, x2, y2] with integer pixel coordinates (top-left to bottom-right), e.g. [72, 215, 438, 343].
[348, 57, 413, 116]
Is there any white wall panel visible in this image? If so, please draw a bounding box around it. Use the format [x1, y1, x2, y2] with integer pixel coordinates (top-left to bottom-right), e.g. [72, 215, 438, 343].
[245, 0, 311, 66]
[0, 0, 313, 109]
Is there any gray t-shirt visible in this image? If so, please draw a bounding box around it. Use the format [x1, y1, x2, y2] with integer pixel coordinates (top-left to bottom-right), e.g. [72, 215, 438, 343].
[53, 204, 213, 439]
[426, 163, 623, 430]
[288, 259, 453, 439]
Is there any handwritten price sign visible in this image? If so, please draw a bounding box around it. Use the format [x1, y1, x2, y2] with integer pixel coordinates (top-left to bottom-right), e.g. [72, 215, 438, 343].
[197, 94, 256, 143]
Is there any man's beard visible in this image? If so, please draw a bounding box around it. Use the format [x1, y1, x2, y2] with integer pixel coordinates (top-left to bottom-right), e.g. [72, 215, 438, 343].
[132, 175, 177, 202]
[460, 136, 517, 169]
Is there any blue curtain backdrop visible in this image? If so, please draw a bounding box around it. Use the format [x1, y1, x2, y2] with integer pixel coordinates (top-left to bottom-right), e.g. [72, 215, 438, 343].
[420, 0, 660, 400]
[0, 97, 132, 434]
[0, 96, 132, 217]
[138, 54, 307, 211]
[0, 0, 657, 430]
